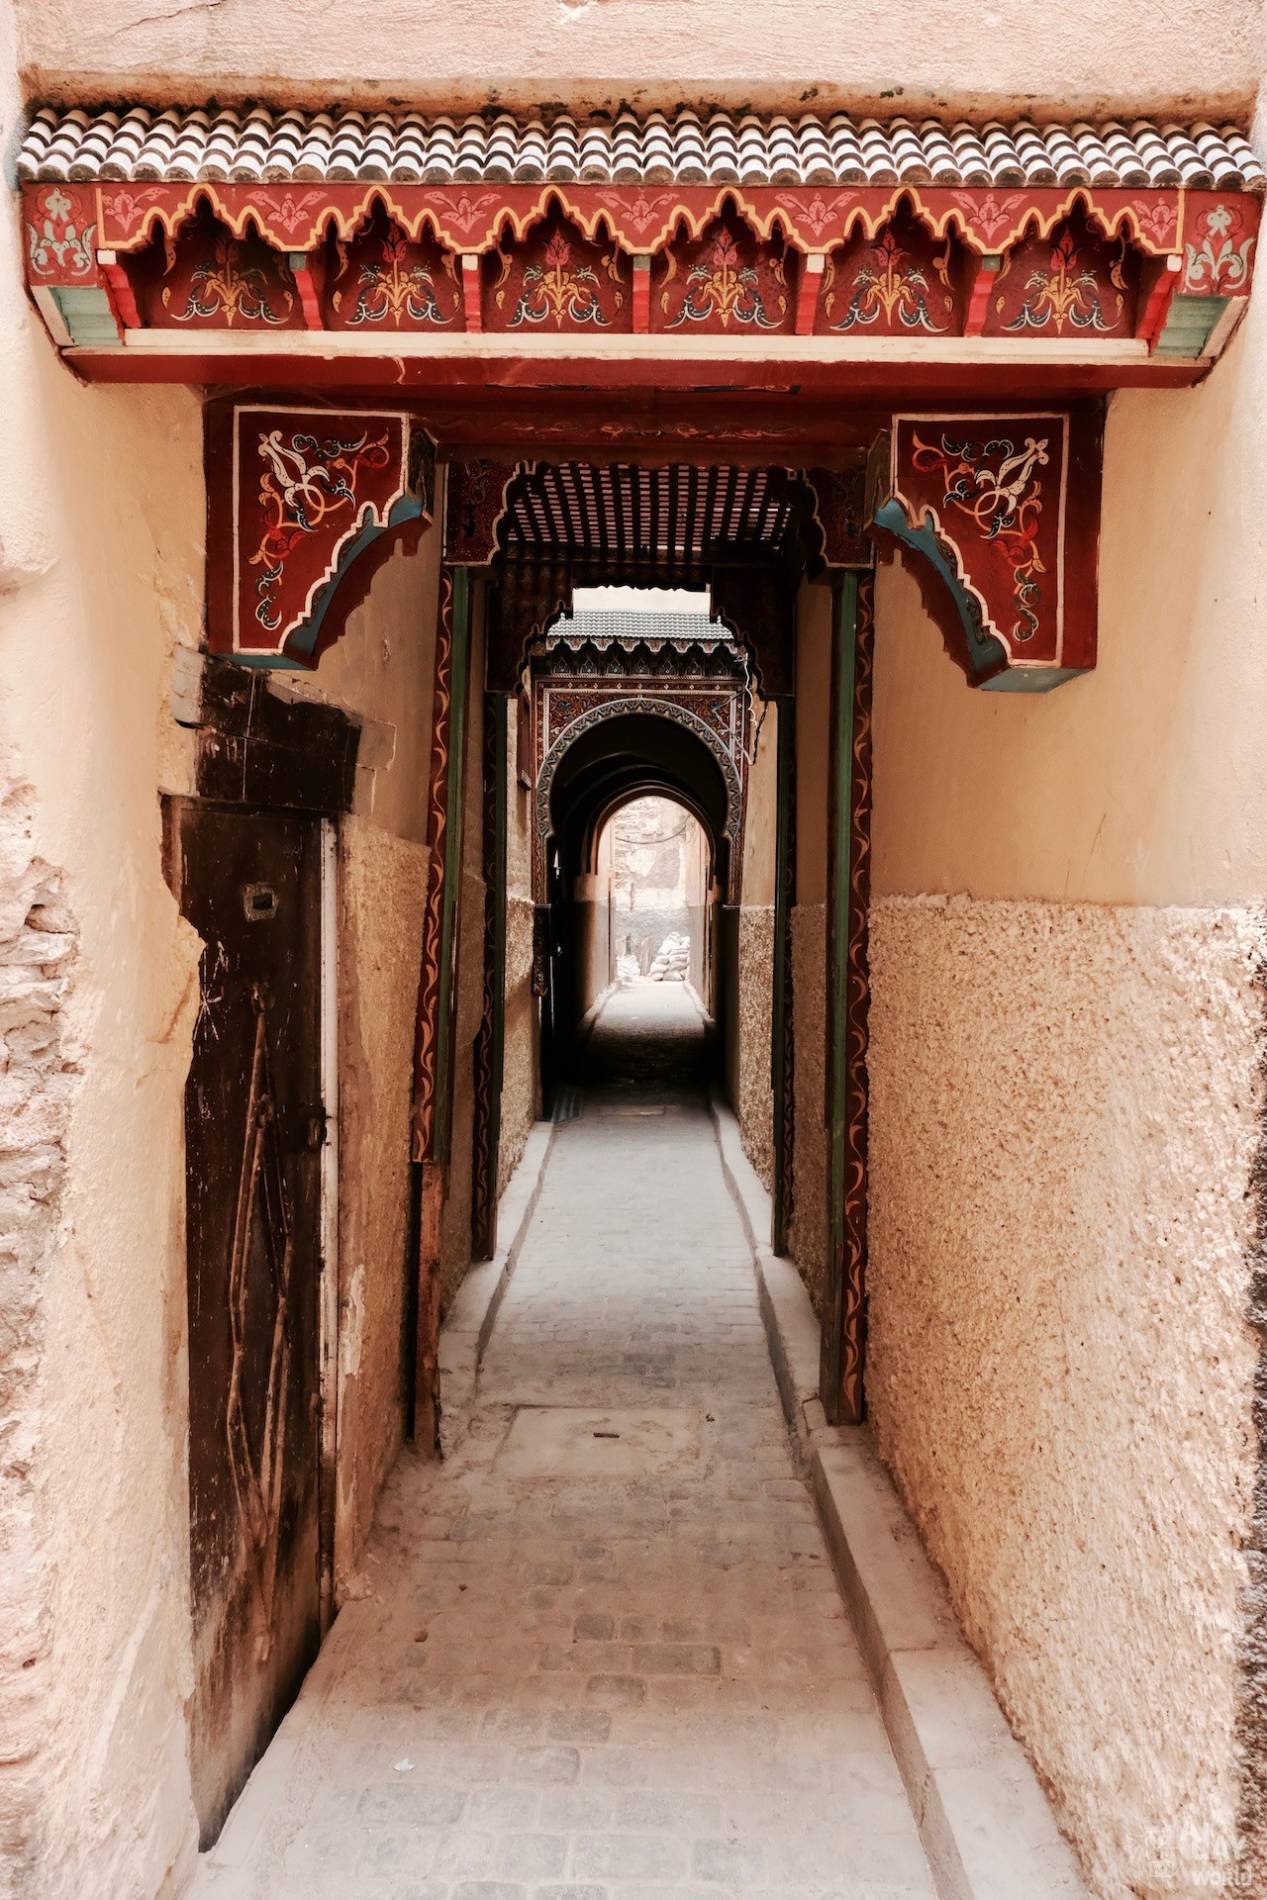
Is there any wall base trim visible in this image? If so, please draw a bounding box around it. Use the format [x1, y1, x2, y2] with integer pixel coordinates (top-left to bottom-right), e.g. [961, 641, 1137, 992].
[707, 1089, 1090, 1900]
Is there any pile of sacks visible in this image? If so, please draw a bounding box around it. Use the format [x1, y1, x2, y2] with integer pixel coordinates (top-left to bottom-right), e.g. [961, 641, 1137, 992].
[648, 932, 691, 982]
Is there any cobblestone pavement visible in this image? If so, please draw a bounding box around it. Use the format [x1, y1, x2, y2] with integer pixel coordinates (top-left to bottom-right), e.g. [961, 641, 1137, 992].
[193, 985, 935, 1900]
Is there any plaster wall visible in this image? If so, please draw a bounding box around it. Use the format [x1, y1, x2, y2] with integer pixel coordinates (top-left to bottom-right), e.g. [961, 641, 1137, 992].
[868, 895, 1263, 1898]
[867, 287, 1267, 1893]
[277, 520, 442, 1583]
[12, 0, 1257, 123]
[729, 702, 779, 1192]
[1, 15, 204, 1891]
[439, 599, 488, 1313]
[789, 582, 832, 1303]
[500, 700, 538, 1194]
[334, 817, 427, 1583]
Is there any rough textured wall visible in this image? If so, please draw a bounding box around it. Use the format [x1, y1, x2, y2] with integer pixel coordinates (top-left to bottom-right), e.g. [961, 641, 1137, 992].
[868, 894, 1263, 1898]
[733, 905, 775, 1193]
[13, 0, 1255, 120]
[500, 707, 537, 1195]
[1, 10, 206, 1880]
[0, 783, 78, 1896]
[728, 704, 778, 1187]
[789, 583, 832, 1302]
[282, 521, 441, 1586]
[865, 263, 1267, 1890]
[334, 819, 427, 1584]
[788, 903, 827, 1314]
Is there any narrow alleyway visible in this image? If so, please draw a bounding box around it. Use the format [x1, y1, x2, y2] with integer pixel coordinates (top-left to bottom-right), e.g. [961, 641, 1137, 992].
[193, 985, 935, 1900]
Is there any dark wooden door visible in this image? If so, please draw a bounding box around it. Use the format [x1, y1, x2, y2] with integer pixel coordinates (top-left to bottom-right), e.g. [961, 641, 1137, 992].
[167, 799, 325, 1843]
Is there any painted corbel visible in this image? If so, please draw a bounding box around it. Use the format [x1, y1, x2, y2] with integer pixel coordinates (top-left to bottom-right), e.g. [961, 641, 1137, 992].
[710, 566, 796, 698]
[486, 558, 573, 693]
[870, 408, 1103, 692]
[205, 402, 436, 667]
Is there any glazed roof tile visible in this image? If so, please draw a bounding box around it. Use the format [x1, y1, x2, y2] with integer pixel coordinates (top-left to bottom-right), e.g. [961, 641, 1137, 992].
[17, 102, 1265, 193]
[551, 611, 728, 643]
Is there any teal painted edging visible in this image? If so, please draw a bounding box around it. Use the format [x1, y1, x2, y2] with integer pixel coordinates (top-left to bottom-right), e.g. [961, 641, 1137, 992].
[872, 498, 1008, 684]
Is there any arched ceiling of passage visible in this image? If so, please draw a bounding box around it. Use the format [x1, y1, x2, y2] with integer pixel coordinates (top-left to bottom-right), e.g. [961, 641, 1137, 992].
[544, 708, 734, 898]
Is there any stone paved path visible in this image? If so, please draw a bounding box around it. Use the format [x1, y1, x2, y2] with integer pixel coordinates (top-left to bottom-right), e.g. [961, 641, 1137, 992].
[193, 985, 935, 1900]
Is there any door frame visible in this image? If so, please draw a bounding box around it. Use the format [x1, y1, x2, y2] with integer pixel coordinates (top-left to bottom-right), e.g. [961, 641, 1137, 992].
[316, 815, 340, 1627]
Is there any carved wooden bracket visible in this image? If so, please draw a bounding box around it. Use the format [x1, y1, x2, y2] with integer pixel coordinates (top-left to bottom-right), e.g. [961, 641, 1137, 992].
[870, 409, 1102, 691]
[803, 463, 872, 569]
[206, 403, 435, 667]
[486, 558, 574, 693]
[710, 566, 796, 697]
[444, 458, 521, 566]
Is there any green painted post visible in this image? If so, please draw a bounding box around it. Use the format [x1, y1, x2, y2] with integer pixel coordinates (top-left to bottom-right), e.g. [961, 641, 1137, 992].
[770, 697, 795, 1254]
[486, 692, 509, 1248]
[821, 571, 857, 1422]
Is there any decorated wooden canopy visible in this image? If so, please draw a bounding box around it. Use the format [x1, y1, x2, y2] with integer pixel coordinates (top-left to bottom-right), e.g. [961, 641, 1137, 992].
[206, 396, 1100, 693]
[19, 102, 1262, 386]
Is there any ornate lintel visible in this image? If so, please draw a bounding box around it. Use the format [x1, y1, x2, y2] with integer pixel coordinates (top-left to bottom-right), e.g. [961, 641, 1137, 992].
[206, 402, 436, 667]
[870, 408, 1102, 691]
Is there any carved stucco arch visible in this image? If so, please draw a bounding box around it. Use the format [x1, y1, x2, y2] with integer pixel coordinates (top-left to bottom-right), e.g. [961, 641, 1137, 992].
[534, 696, 743, 904]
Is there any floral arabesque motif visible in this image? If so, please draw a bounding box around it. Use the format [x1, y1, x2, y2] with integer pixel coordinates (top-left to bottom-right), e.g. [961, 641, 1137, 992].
[249, 428, 392, 631]
[832, 230, 951, 333]
[911, 431, 1049, 642]
[1184, 202, 1256, 295]
[666, 231, 783, 330]
[166, 234, 293, 325]
[509, 232, 614, 328]
[26, 187, 95, 278]
[346, 232, 446, 326]
[1003, 227, 1124, 334]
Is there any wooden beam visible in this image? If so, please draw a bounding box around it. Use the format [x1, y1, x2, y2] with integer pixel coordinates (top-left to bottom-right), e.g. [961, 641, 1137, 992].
[461, 256, 483, 332]
[1136, 253, 1183, 351]
[795, 253, 827, 335]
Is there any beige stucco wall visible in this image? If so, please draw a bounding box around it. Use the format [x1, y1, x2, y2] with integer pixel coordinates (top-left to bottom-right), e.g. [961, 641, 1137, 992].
[789, 582, 832, 1303]
[333, 818, 426, 1583]
[2, 2, 448, 1868]
[1, 13, 204, 1890]
[500, 699, 538, 1194]
[438, 596, 488, 1312]
[282, 521, 442, 1582]
[867, 285, 1267, 1892]
[729, 701, 778, 1191]
[12, 0, 1256, 121]
[869, 895, 1263, 1898]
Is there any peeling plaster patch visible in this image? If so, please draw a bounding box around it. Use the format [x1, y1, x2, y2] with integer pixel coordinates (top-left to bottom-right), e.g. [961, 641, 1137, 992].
[339, 1259, 367, 1385]
[0, 777, 78, 1894]
[868, 892, 1264, 1900]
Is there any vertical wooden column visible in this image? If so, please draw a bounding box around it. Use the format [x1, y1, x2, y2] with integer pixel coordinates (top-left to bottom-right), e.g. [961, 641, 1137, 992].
[770, 695, 797, 1255]
[411, 563, 474, 1445]
[471, 689, 509, 1261]
[820, 571, 875, 1426]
